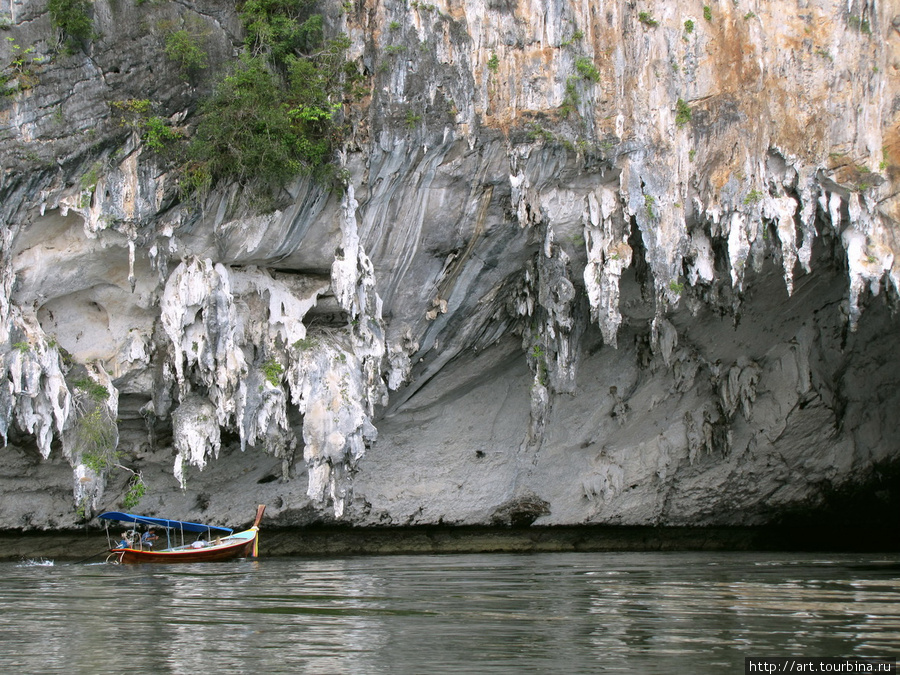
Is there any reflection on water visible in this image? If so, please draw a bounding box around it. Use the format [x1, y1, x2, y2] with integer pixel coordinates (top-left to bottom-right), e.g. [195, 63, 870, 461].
[1, 552, 898, 674]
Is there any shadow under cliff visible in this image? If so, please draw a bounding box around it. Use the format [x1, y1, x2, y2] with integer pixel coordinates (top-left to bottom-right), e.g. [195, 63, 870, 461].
[1, 518, 897, 563]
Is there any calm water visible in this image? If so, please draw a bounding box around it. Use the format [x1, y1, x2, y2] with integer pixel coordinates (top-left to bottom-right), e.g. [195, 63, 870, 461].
[0, 552, 897, 674]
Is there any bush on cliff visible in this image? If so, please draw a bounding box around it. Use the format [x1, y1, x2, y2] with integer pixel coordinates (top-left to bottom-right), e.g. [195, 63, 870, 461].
[47, 0, 93, 53]
[183, 0, 350, 196]
[187, 53, 338, 189]
[164, 27, 209, 80]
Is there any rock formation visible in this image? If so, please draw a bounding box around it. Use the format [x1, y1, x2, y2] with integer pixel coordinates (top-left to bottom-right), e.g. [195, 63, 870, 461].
[0, 0, 898, 530]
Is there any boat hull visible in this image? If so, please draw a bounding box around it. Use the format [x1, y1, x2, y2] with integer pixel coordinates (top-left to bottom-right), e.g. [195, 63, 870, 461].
[107, 506, 266, 564]
[110, 532, 258, 564]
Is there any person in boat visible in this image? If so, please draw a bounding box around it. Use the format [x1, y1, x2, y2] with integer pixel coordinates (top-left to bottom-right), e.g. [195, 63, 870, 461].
[140, 528, 159, 549]
[117, 531, 135, 549]
[191, 538, 207, 549]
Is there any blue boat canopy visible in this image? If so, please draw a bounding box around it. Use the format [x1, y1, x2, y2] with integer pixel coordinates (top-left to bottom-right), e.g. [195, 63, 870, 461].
[98, 512, 233, 535]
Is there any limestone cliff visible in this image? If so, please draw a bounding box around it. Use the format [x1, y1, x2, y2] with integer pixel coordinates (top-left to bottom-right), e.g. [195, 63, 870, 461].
[1, 0, 898, 530]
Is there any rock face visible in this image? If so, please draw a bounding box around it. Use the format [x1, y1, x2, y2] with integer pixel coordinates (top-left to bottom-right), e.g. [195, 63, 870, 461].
[1, 0, 898, 530]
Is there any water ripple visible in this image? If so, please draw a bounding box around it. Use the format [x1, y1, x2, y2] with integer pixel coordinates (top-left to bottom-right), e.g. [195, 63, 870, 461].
[0, 552, 897, 674]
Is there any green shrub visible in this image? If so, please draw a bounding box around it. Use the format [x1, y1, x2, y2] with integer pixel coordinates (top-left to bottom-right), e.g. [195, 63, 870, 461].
[848, 15, 871, 34]
[574, 56, 600, 82]
[142, 116, 182, 151]
[561, 28, 584, 46]
[675, 98, 692, 127]
[703, 5, 712, 21]
[112, 99, 147, 124]
[111, 98, 151, 120]
[404, 109, 421, 127]
[73, 377, 110, 402]
[487, 52, 499, 73]
[638, 11, 658, 27]
[0, 71, 12, 98]
[123, 474, 147, 508]
[743, 189, 763, 205]
[184, 1, 350, 194]
[48, 0, 93, 52]
[111, 100, 181, 153]
[292, 336, 319, 350]
[190, 56, 300, 185]
[684, 19, 694, 33]
[1, 38, 44, 95]
[242, 0, 324, 64]
[559, 76, 580, 117]
[526, 122, 555, 143]
[80, 159, 102, 186]
[77, 409, 118, 471]
[262, 358, 284, 386]
[164, 28, 208, 79]
[187, 53, 338, 190]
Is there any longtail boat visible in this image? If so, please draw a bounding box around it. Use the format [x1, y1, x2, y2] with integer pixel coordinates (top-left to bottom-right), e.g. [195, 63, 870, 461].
[98, 505, 265, 564]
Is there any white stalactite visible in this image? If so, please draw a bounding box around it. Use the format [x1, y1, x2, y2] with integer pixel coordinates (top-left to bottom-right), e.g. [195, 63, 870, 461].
[160, 258, 246, 428]
[1, 308, 71, 458]
[172, 395, 221, 487]
[153, 182, 388, 513]
[286, 339, 376, 518]
[583, 187, 632, 348]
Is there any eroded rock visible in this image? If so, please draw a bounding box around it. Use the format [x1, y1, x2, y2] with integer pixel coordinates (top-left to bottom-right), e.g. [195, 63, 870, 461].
[0, 0, 898, 530]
